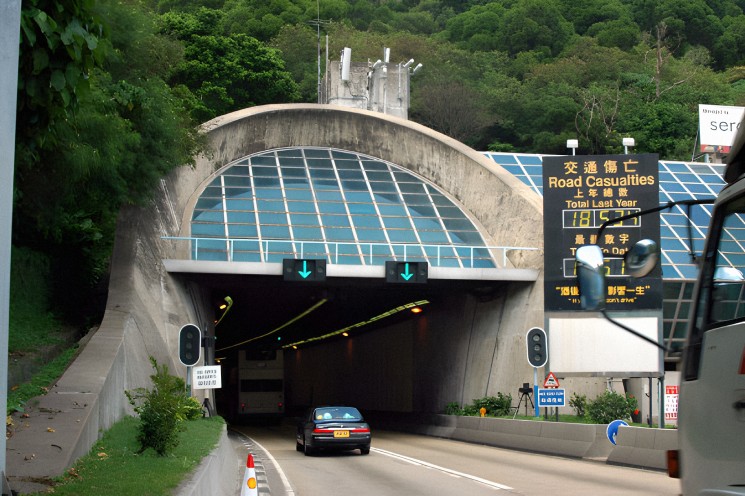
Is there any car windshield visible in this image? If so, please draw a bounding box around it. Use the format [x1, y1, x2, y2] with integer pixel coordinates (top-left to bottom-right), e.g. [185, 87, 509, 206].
[313, 407, 362, 421]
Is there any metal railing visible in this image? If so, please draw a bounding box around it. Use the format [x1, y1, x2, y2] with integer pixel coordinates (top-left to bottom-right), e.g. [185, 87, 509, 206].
[161, 236, 540, 269]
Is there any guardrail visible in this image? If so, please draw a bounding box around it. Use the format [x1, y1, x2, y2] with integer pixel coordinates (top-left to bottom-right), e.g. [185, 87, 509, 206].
[161, 236, 540, 269]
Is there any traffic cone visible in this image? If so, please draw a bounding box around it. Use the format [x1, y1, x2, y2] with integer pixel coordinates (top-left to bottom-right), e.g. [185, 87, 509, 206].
[240, 453, 258, 496]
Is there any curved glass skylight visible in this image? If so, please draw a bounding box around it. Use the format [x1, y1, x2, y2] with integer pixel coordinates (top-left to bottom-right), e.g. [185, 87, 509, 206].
[191, 147, 495, 267]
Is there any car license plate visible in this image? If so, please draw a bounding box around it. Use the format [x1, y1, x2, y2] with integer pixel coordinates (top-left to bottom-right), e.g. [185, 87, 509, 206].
[334, 430, 349, 438]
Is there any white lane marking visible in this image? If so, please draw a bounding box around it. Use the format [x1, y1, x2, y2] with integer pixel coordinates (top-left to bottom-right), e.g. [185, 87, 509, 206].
[371, 447, 514, 491]
[245, 438, 296, 495]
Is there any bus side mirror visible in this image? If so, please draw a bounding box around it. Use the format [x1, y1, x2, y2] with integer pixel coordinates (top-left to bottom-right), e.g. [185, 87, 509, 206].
[576, 245, 606, 311]
[625, 239, 659, 278]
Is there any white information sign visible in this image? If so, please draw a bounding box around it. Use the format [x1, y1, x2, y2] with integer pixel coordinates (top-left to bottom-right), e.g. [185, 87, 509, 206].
[192, 365, 222, 390]
[699, 104, 745, 150]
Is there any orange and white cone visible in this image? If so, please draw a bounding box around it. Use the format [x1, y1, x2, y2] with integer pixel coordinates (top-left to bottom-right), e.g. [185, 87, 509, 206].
[240, 453, 258, 496]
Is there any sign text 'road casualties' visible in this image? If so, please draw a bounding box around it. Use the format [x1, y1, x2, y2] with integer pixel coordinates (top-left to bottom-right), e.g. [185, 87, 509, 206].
[192, 365, 222, 390]
[542, 153, 661, 312]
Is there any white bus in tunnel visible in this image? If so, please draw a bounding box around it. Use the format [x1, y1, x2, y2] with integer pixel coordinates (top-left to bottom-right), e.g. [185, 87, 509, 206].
[237, 349, 284, 420]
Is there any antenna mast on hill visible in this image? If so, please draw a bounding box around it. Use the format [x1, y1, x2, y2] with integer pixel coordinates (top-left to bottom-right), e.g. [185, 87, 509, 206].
[308, 0, 331, 103]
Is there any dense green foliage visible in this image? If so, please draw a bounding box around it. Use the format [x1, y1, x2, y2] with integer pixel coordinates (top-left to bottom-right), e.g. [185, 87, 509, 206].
[124, 358, 204, 456]
[586, 390, 639, 424]
[446, 393, 513, 416]
[42, 415, 224, 495]
[13, 0, 745, 326]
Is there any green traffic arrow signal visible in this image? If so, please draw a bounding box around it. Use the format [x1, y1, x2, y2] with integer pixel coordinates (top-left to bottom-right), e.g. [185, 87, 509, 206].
[298, 260, 312, 279]
[401, 262, 413, 281]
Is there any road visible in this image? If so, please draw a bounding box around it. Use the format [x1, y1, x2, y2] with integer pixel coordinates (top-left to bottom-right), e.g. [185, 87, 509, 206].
[232, 422, 681, 496]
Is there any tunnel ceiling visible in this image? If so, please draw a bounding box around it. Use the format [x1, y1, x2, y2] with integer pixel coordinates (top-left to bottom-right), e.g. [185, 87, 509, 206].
[183, 273, 508, 359]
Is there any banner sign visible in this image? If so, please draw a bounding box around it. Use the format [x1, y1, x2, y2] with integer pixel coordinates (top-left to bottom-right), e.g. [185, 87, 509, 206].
[699, 104, 745, 153]
[543, 154, 661, 311]
[192, 365, 222, 390]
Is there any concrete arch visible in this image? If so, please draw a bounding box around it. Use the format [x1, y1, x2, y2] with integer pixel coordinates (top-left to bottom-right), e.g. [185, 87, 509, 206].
[181, 104, 544, 269]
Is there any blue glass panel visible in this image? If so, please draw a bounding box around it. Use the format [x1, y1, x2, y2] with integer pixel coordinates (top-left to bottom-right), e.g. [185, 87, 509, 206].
[370, 181, 397, 193]
[356, 229, 387, 242]
[231, 239, 260, 253]
[285, 189, 313, 200]
[287, 201, 317, 213]
[402, 193, 430, 206]
[393, 171, 418, 182]
[334, 159, 361, 170]
[325, 227, 355, 241]
[322, 215, 351, 227]
[283, 178, 310, 188]
[348, 203, 376, 214]
[382, 217, 413, 228]
[432, 193, 453, 207]
[519, 155, 543, 165]
[223, 175, 251, 188]
[390, 245, 425, 260]
[257, 200, 285, 211]
[409, 205, 438, 217]
[472, 259, 496, 268]
[193, 211, 224, 222]
[202, 185, 222, 197]
[433, 257, 460, 268]
[281, 167, 308, 178]
[310, 168, 336, 179]
[361, 160, 388, 171]
[438, 206, 465, 218]
[666, 250, 695, 264]
[192, 223, 225, 236]
[195, 198, 222, 210]
[228, 224, 258, 237]
[261, 225, 291, 238]
[279, 157, 304, 167]
[250, 156, 276, 166]
[412, 217, 443, 230]
[367, 171, 393, 182]
[676, 265, 699, 279]
[318, 202, 347, 214]
[316, 190, 343, 201]
[226, 211, 255, 223]
[424, 245, 455, 258]
[295, 242, 327, 256]
[387, 230, 418, 242]
[660, 181, 686, 193]
[376, 192, 400, 204]
[338, 169, 364, 180]
[312, 179, 340, 189]
[685, 183, 713, 194]
[331, 150, 356, 160]
[345, 192, 373, 202]
[418, 230, 450, 243]
[342, 180, 369, 192]
[290, 213, 320, 226]
[232, 251, 262, 262]
[194, 249, 228, 262]
[352, 216, 382, 228]
[307, 158, 333, 169]
[258, 212, 288, 224]
[292, 227, 323, 239]
[254, 177, 280, 188]
[277, 148, 304, 158]
[378, 204, 407, 216]
[304, 148, 330, 158]
[335, 254, 363, 265]
[665, 162, 691, 172]
[501, 165, 523, 175]
[488, 153, 518, 165]
[443, 218, 477, 231]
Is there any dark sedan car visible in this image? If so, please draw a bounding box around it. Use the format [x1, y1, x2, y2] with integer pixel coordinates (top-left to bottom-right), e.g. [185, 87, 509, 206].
[296, 406, 371, 456]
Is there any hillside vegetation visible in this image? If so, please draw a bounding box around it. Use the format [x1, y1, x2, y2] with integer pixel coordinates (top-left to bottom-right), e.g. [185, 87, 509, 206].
[13, 0, 745, 339]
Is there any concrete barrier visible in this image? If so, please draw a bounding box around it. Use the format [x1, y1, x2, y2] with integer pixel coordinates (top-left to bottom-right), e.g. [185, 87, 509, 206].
[370, 413, 676, 471]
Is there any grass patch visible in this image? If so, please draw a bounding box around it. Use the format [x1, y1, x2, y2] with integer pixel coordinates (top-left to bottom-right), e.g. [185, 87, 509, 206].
[30, 415, 226, 496]
[7, 347, 79, 415]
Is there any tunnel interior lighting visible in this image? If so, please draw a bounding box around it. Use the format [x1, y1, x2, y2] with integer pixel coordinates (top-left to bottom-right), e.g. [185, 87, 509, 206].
[284, 300, 430, 349]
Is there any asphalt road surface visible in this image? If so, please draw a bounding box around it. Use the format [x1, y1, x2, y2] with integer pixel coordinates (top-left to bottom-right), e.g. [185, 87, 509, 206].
[231, 422, 681, 496]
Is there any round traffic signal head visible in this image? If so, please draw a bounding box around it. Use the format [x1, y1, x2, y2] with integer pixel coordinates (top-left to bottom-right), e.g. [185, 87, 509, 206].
[179, 324, 202, 366]
[526, 327, 547, 368]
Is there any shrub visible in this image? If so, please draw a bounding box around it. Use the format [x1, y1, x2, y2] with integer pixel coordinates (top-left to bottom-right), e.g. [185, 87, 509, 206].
[569, 393, 587, 417]
[474, 393, 513, 416]
[125, 357, 202, 456]
[445, 401, 463, 415]
[586, 390, 638, 424]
